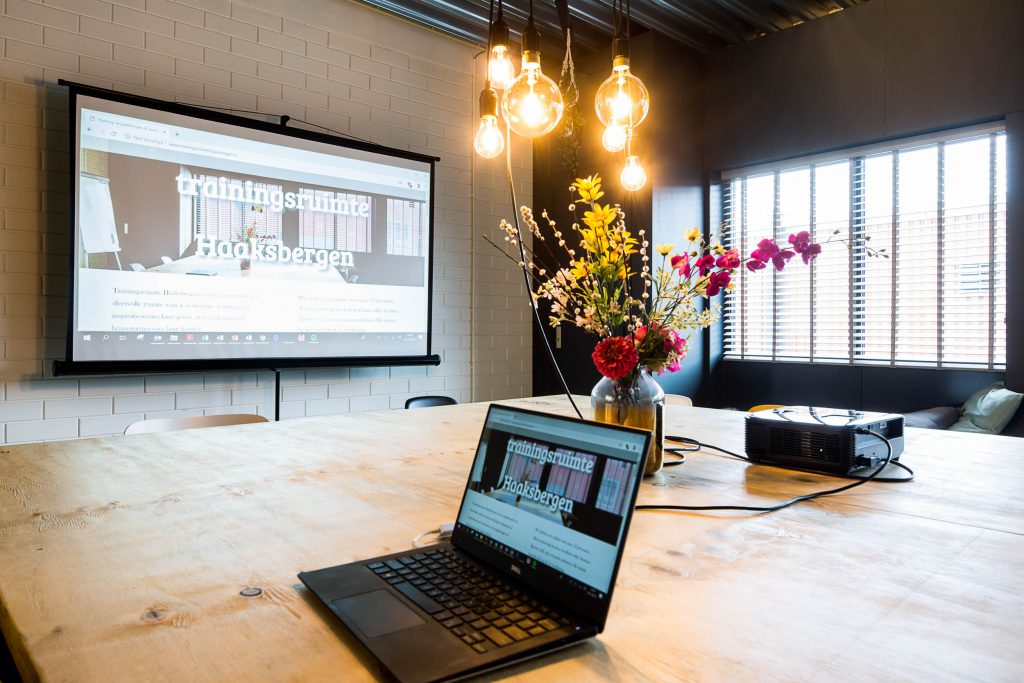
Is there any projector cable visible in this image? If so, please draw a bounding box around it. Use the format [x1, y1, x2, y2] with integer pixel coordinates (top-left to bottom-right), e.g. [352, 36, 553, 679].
[636, 430, 910, 514]
[666, 435, 749, 461]
[664, 433, 913, 482]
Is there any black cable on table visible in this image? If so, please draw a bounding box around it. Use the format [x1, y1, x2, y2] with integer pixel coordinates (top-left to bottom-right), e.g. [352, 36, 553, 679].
[637, 429, 909, 513]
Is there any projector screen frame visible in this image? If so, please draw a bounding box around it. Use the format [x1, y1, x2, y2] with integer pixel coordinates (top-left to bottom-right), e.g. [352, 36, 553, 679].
[54, 80, 441, 377]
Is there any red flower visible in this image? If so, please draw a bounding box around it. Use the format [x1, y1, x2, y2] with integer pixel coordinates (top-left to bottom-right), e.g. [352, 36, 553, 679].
[592, 336, 639, 380]
[635, 323, 664, 349]
[715, 248, 740, 270]
[746, 259, 766, 272]
[706, 270, 731, 296]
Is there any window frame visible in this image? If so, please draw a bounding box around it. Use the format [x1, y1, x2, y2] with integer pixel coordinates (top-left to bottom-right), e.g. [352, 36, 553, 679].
[720, 121, 1007, 371]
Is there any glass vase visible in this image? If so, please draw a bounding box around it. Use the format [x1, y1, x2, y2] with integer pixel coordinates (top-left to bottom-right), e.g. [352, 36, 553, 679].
[591, 367, 665, 476]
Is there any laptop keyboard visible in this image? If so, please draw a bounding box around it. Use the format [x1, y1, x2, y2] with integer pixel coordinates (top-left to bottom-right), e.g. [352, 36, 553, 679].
[367, 548, 572, 654]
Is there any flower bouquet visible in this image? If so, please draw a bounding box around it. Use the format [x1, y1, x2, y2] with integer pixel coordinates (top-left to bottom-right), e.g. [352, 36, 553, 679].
[234, 204, 277, 270]
[492, 174, 823, 475]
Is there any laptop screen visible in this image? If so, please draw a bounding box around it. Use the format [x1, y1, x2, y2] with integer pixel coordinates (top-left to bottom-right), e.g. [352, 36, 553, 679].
[451, 404, 649, 625]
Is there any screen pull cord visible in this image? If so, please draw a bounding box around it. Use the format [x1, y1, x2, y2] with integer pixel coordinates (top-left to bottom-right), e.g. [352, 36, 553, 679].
[503, 125, 583, 419]
[271, 368, 282, 422]
[636, 430, 908, 513]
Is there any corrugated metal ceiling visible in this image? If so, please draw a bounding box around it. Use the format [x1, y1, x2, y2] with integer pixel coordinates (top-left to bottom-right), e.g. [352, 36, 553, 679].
[355, 0, 869, 55]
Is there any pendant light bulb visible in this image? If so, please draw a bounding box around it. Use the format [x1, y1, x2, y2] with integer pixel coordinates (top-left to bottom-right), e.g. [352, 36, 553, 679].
[487, 8, 515, 90]
[620, 154, 647, 192]
[595, 58, 650, 129]
[500, 12, 563, 138]
[474, 115, 504, 158]
[488, 46, 516, 91]
[474, 85, 505, 159]
[602, 123, 628, 152]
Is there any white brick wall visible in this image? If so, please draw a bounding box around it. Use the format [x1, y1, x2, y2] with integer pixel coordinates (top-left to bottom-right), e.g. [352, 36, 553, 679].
[0, 0, 532, 444]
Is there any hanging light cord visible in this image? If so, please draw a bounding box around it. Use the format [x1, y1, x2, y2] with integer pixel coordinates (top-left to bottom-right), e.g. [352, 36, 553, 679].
[485, 0, 494, 57]
[503, 124, 583, 419]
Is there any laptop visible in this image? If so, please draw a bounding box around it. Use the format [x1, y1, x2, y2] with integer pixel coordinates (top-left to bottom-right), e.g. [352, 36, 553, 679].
[299, 404, 651, 683]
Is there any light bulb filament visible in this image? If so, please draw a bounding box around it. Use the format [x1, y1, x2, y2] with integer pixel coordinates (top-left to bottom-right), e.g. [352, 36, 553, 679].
[488, 45, 515, 91]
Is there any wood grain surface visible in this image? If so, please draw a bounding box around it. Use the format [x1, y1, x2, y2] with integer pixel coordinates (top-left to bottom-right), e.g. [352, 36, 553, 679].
[0, 396, 1022, 682]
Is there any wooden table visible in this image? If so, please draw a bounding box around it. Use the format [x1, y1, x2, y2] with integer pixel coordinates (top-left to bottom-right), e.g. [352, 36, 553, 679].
[1, 397, 1022, 682]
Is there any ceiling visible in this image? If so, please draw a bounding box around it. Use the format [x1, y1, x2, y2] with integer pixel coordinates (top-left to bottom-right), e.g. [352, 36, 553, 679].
[356, 0, 870, 56]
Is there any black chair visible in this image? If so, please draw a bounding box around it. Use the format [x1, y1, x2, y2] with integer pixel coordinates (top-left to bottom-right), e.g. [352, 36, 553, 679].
[404, 395, 457, 409]
[1, 631, 22, 683]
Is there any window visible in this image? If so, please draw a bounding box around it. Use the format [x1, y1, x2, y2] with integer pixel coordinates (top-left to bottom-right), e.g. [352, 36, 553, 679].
[298, 189, 372, 252]
[193, 175, 282, 241]
[722, 124, 1006, 369]
[386, 198, 427, 256]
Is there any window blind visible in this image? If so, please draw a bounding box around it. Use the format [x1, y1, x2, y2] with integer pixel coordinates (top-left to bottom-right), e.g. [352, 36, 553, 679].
[386, 198, 427, 257]
[722, 124, 1007, 369]
[194, 177, 283, 241]
[298, 188, 372, 252]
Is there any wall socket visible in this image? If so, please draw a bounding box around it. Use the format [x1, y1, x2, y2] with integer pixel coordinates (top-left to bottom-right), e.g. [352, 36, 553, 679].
[555, 327, 562, 349]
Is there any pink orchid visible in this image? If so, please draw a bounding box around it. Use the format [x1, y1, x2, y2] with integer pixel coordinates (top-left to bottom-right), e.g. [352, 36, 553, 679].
[671, 253, 691, 278]
[716, 248, 740, 270]
[788, 231, 812, 252]
[695, 254, 716, 277]
[706, 270, 731, 296]
[663, 331, 687, 355]
[801, 243, 822, 264]
[750, 238, 780, 264]
[788, 231, 822, 264]
[772, 249, 795, 271]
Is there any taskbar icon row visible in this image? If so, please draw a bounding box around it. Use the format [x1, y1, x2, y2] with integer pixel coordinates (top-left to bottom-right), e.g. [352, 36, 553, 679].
[80, 332, 319, 343]
[79, 332, 426, 343]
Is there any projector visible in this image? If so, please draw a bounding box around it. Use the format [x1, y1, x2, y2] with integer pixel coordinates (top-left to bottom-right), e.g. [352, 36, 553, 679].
[744, 407, 904, 475]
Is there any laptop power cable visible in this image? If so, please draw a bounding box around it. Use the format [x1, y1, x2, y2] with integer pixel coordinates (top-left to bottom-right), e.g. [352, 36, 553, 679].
[413, 522, 455, 547]
[637, 430, 914, 514]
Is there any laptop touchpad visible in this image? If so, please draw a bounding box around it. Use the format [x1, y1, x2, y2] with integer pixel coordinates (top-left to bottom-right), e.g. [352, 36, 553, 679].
[331, 590, 426, 638]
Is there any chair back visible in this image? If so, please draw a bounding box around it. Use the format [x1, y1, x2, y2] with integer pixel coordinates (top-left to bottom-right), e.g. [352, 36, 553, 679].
[404, 395, 457, 409]
[664, 394, 693, 407]
[125, 413, 268, 435]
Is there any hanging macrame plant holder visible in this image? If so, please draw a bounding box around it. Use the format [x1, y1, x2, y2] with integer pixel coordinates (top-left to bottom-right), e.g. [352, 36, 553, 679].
[558, 27, 583, 176]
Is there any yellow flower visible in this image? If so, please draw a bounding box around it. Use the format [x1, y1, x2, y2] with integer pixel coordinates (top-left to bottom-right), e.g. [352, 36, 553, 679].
[583, 203, 617, 230]
[572, 175, 604, 203]
[686, 227, 701, 242]
[655, 243, 674, 256]
[570, 259, 589, 279]
[601, 250, 621, 265]
[577, 228, 601, 253]
[610, 230, 639, 255]
[712, 243, 725, 254]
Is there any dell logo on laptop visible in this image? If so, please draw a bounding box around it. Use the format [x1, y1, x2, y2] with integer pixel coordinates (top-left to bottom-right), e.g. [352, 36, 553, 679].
[511, 564, 522, 575]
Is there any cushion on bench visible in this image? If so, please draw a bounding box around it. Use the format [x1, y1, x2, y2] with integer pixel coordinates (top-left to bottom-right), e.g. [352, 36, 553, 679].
[948, 382, 1023, 435]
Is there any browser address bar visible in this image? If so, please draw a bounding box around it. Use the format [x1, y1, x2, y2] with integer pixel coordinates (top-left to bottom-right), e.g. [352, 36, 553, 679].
[490, 412, 645, 453]
[83, 110, 426, 190]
